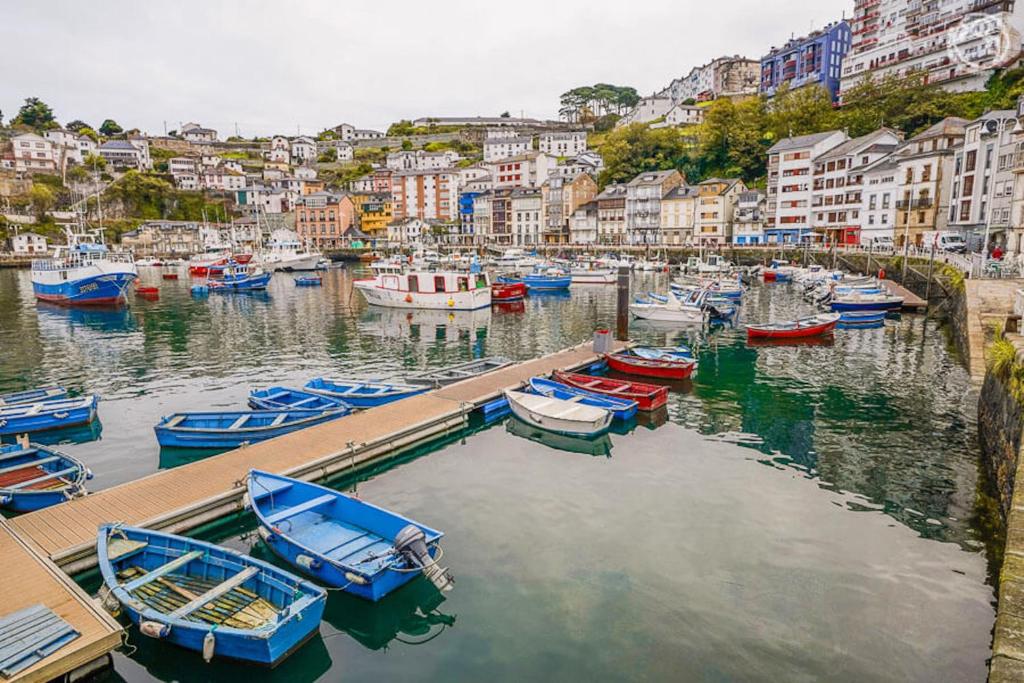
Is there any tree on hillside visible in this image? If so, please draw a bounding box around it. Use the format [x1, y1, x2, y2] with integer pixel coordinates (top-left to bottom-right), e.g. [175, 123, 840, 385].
[838, 72, 984, 138]
[765, 84, 837, 142]
[401, 139, 414, 151]
[29, 184, 56, 219]
[560, 84, 640, 122]
[13, 97, 57, 129]
[598, 123, 691, 186]
[388, 120, 415, 136]
[65, 119, 90, 133]
[99, 119, 123, 136]
[83, 152, 106, 171]
[78, 127, 99, 142]
[695, 97, 770, 182]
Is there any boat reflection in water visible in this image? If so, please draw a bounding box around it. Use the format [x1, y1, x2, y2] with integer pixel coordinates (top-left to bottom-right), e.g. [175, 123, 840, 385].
[20, 419, 103, 446]
[636, 405, 670, 430]
[159, 445, 230, 470]
[35, 301, 137, 334]
[506, 416, 614, 457]
[745, 335, 836, 349]
[360, 306, 491, 344]
[492, 300, 526, 315]
[321, 577, 456, 651]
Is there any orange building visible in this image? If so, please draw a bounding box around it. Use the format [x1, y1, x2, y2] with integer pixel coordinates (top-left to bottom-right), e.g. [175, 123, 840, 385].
[294, 192, 355, 249]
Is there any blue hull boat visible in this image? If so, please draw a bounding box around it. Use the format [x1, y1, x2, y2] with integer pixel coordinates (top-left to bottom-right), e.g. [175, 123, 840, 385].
[248, 387, 352, 413]
[294, 276, 322, 287]
[830, 297, 902, 312]
[304, 378, 427, 408]
[0, 441, 90, 512]
[210, 271, 272, 291]
[0, 396, 99, 435]
[0, 386, 67, 408]
[97, 524, 325, 666]
[839, 311, 887, 326]
[528, 377, 638, 421]
[154, 408, 347, 449]
[522, 274, 571, 291]
[33, 272, 137, 305]
[248, 470, 453, 602]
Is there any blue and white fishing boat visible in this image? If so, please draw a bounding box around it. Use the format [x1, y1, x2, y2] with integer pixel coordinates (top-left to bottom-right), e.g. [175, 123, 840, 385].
[31, 225, 137, 305]
[0, 386, 67, 408]
[248, 387, 353, 413]
[247, 470, 454, 602]
[154, 408, 347, 449]
[304, 378, 427, 408]
[830, 291, 904, 312]
[521, 267, 572, 291]
[208, 261, 272, 292]
[528, 377, 638, 421]
[97, 524, 326, 666]
[0, 439, 91, 512]
[0, 396, 99, 435]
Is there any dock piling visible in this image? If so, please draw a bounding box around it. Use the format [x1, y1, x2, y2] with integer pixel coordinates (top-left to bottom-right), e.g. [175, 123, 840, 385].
[616, 266, 630, 341]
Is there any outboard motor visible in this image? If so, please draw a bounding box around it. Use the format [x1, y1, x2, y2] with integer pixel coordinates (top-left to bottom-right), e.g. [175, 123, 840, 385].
[394, 524, 453, 593]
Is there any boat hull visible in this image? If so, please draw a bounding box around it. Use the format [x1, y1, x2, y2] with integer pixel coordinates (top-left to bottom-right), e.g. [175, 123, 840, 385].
[629, 304, 704, 323]
[505, 390, 612, 438]
[0, 386, 68, 408]
[528, 378, 638, 421]
[522, 276, 571, 291]
[0, 397, 99, 435]
[154, 410, 345, 449]
[0, 443, 88, 512]
[491, 282, 527, 302]
[552, 371, 668, 412]
[830, 299, 902, 312]
[304, 379, 427, 408]
[32, 271, 136, 306]
[354, 281, 491, 311]
[605, 353, 695, 380]
[746, 318, 839, 340]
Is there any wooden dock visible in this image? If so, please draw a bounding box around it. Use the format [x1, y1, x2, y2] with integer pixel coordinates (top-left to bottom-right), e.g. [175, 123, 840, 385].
[0, 519, 122, 682]
[883, 279, 927, 311]
[10, 341, 620, 574]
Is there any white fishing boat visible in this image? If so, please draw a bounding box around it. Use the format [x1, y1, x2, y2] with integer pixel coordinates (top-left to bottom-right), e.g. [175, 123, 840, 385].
[494, 248, 540, 270]
[630, 290, 707, 323]
[258, 229, 322, 271]
[504, 389, 612, 437]
[570, 265, 616, 284]
[31, 225, 137, 305]
[354, 270, 492, 310]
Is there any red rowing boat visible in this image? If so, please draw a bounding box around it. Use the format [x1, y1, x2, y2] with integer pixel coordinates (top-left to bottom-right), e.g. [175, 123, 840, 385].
[492, 281, 527, 302]
[604, 352, 696, 380]
[553, 371, 669, 411]
[745, 313, 840, 340]
[162, 273, 179, 280]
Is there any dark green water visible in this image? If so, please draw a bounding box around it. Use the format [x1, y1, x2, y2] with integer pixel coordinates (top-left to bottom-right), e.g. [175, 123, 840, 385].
[0, 267, 997, 682]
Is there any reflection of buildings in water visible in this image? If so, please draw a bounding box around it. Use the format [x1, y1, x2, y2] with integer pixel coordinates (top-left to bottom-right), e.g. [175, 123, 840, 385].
[360, 306, 492, 345]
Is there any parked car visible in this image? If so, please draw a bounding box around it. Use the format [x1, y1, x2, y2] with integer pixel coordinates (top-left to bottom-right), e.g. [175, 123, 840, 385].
[920, 231, 967, 254]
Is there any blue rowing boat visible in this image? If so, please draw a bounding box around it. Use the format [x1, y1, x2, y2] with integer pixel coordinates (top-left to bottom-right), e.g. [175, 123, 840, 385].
[153, 408, 347, 449]
[97, 524, 326, 666]
[304, 378, 427, 408]
[838, 310, 887, 326]
[247, 470, 453, 602]
[0, 440, 91, 512]
[293, 276, 322, 287]
[0, 396, 99, 435]
[248, 387, 352, 413]
[521, 271, 571, 291]
[528, 377, 638, 421]
[0, 386, 67, 408]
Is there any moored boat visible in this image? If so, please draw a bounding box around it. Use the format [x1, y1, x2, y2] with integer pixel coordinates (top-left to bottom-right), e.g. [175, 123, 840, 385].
[605, 352, 696, 380]
[248, 387, 352, 413]
[0, 396, 99, 435]
[629, 292, 706, 324]
[162, 273, 179, 280]
[0, 386, 67, 408]
[0, 439, 90, 512]
[247, 470, 453, 602]
[31, 226, 137, 306]
[405, 357, 514, 387]
[829, 291, 904, 311]
[304, 378, 427, 408]
[552, 371, 669, 412]
[491, 281, 527, 302]
[153, 408, 347, 449]
[521, 268, 572, 291]
[506, 416, 614, 456]
[97, 523, 326, 666]
[354, 270, 491, 310]
[569, 267, 616, 285]
[504, 389, 612, 437]
[528, 377, 638, 421]
[294, 276, 322, 287]
[207, 261, 272, 292]
[838, 310, 887, 326]
[631, 345, 696, 362]
[746, 313, 841, 340]
[258, 230, 322, 272]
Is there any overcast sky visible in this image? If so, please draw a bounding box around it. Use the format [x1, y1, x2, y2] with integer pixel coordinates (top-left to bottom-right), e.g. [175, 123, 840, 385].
[2, 0, 850, 137]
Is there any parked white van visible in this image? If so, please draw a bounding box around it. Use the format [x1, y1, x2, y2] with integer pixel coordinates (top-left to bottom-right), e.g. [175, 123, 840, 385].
[920, 231, 967, 253]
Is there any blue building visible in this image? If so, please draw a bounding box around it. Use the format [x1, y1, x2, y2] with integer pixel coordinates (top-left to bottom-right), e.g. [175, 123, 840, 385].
[760, 21, 851, 102]
[459, 191, 480, 241]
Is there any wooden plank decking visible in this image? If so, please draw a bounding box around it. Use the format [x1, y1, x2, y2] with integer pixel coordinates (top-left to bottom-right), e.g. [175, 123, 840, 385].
[10, 341, 621, 571]
[0, 519, 121, 682]
[882, 280, 927, 311]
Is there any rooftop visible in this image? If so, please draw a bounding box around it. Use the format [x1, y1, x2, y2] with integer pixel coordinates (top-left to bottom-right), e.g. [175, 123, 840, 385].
[768, 130, 846, 153]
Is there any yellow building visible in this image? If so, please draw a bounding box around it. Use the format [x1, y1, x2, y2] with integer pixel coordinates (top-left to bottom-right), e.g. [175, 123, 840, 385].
[351, 192, 393, 235]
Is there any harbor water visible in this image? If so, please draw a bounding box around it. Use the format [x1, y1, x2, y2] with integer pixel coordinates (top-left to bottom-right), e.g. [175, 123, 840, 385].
[0, 266, 998, 682]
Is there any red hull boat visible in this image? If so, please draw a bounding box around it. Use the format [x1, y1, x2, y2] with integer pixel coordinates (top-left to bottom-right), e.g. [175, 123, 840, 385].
[553, 371, 669, 411]
[604, 352, 696, 380]
[492, 281, 527, 302]
[162, 273, 179, 280]
[746, 313, 840, 340]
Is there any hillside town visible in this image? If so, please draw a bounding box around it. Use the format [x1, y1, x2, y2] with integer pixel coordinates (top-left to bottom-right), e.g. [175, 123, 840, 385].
[4, 0, 1024, 259]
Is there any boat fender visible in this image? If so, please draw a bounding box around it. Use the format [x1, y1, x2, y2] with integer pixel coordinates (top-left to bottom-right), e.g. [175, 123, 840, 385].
[878, 268, 885, 279]
[202, 630, 215, 663]
[296, 554, 321, 571]
[447, 298, 455, 308]
[405, 294, 413, 303]
[0, 495, 9, 506]
[140, 621, 170, 639]
[85, 468, 94, 480]
[344, 572, 368, 585]
[257, 526, 276, 544]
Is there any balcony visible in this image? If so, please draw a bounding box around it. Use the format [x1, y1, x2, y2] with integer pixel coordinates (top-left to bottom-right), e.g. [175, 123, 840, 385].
[895, 198, 933, 210]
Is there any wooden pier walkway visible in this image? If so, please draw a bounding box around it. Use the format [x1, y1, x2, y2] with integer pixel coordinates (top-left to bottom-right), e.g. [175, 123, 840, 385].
[10, 341, 621, 573]
[0, 519, 121, 682]
[882, 279, 927, 311]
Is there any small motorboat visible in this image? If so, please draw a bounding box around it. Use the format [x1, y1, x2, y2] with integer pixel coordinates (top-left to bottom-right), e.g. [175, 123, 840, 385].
[746, 313, 841, 340]
[405, 357, 514, 387]
[0, 438, 90, 511]
[294, 276, 322, 287]
[0, 396, 99, 435]
[521, 269, 571, 291]
[527, 377, 637, 421]
[0, 386, 67, 408]
[838, 310, 887, 327]
[604, 352, 696, 380]
[153, 408, 347, 449]
[248, 387, 353, 413]
[207, 261, 273, 292]
[552, 371, 669, 412]
[504, 389, 612, 437]
[304, 378, 427, 408]
[135, 284, 160, 296]
[829, 291, 904, 312]
[97, 524, 326, 666]
[569, 267, 616, 285]
[491, 281, 527, 302]
[247, 470, 453, 602]
[162, 272, 179, 280]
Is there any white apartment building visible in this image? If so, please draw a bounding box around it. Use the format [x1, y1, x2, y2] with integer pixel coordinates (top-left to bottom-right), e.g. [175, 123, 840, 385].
[949, 110, 1017, 249]
[625, 169, 684, 244]
[510, 189, 543, 246]
[290, 136, 317, 164]
[596, 184, 628, 244]
[485, 128, 520, 140]
[386, 150, 460, 171]
[765, 130, 849, 243]
[653, 104, 706, 128]
[10, 232, 48, 254]
[169, 156, 197, 175]
[656, 56, 760, 103]
[538, 131, 587, 157]
[732, 191, 766, 245]
[44, 129, 86, 165]
[391, 169, 458, 222]
[483, 136, 533, 162]
[894, 117, 968, 247]
[10, 133, 56, 172]
[483, 152, 556, 190]
[811, 128, 903, 244]
[859, 156, 901, 245]
[174, 172, 199, 190]
[618, 97, 674, 126]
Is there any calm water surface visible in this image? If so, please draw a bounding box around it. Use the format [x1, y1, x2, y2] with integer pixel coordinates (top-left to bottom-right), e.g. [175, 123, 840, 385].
[0, 266, 997, 682]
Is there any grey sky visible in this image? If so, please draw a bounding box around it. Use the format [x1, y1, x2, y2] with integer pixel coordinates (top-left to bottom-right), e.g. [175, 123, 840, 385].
[2, 0, 850, 137]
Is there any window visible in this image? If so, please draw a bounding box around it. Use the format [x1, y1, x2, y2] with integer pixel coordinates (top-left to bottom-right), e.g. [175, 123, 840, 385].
[966, 150, 977, 172]
[434, 275, 446, 292]
[408, 275, 419, 292]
